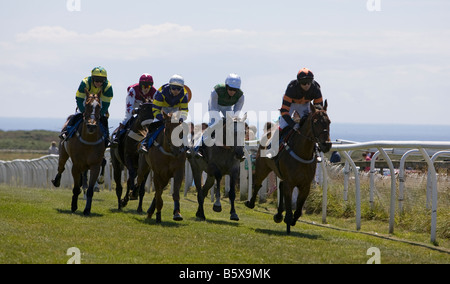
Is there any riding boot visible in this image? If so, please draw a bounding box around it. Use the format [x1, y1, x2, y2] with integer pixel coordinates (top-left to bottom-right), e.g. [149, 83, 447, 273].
[100, 116, 111, 148]
[59, 113, 82, 141]
[139, 136, 149, 154]
[111, 124, 125, 149]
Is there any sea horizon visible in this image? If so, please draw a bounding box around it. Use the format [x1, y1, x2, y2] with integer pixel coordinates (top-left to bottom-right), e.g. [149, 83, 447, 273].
[1, 116, 450, 143]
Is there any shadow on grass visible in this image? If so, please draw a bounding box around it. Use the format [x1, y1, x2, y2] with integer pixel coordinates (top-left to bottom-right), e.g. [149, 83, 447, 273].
[133, 216, 187, 228]
[254, 228, 322, 240]
[55, 208, 104, 218]
[109, 207, 146, 216]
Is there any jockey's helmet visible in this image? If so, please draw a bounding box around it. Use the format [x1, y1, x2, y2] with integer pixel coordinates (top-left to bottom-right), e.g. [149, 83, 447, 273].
[139, 73, 154, 86]
[297, 68, 314, 84]
[91, 66, 108, 78]
[169, 74, 184, 87]
[225, 73, 241, 89]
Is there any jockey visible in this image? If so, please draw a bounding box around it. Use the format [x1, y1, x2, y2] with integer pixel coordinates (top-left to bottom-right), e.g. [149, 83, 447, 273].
[111, 73, 156, 147]
[279, 68, 323, 137]
[208, 73, 245, 125]
[139, 74, 190, 153]
[59, 66, 113, 142]
[197, 73, 245, 160]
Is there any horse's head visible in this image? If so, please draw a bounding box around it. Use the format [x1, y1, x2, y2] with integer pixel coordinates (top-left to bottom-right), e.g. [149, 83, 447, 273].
[136, 101, 154, 130]
[308, 100, 332, 153]
[83, 90, 102, 135]
[163, 111, 187, 157]
[224, 112, 247, 149]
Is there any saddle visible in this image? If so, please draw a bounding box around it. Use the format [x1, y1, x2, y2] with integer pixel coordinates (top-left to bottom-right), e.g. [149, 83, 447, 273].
[145, 125, 165, 148]
[260, 128, 294, 160]
[64, 114, 108, 143]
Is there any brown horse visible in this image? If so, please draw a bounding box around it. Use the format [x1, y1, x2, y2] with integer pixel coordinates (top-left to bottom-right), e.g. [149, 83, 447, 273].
[52, 91, 107, 216]
[111, 101, 153, 212]
[245, 101, 331, 234]
[136, 111, 187, 223]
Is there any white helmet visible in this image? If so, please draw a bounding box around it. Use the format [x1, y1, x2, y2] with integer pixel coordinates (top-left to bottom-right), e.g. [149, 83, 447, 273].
[225, 73, 241, 89]
[169, 74, 184, 87]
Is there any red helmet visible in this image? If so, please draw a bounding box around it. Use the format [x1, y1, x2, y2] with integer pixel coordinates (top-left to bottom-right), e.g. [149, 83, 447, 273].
[139, 73, 154, 85]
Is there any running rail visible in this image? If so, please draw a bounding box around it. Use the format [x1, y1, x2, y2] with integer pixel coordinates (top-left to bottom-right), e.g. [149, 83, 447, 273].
[328, 141, 450, 244]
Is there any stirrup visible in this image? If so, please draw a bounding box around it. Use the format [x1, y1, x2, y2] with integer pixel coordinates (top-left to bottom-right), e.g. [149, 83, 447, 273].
[139, 145, 148, 154]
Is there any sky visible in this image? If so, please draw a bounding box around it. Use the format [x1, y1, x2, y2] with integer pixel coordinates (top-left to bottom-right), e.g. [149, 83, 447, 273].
[1, 0, 449, 129]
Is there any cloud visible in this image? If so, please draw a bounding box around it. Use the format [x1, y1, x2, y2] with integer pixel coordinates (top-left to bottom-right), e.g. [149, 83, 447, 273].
[1, 23, 450, 124]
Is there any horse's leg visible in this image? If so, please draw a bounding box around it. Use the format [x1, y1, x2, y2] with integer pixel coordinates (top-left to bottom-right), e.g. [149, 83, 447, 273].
[137, 170, 149, 214]
[245, 158, 272, 209]
[97, 158, 106, 184]
[201, 175, 216, 199]
[212, 171, 222, 213]
[172, 167, 184, 221]
[292, 182, 311, 226]
[213, 181, 222, 213]
[274, 181, 285, 224]
[83, 165, 101, 216]
[112, 155, 124, 211]
[71, 167, 82, 213]
[82, 170, 88, 199]
[52, 142, 69, 187]
[127, 156, 138, 201]
[229, 168, 239, 221]
[153, 177, 168, 224]
[283, 182, 294, 235]
[191, 162, 206, 220]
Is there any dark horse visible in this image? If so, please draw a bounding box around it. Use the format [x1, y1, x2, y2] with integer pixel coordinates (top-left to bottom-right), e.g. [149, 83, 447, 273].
[52, 90, 107, 216]
[245, 101, 331, 234]
[110, 102, 153, 212]
[190, 113, 247, 221]
[136, 111, 187, 223]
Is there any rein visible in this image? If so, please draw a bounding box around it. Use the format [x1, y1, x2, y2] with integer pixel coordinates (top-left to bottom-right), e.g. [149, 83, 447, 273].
[283, 111, 327, 164]
[76, 131, 105, 146]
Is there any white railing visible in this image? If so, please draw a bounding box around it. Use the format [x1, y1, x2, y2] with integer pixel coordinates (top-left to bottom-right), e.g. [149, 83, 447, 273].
[326, 140, 450, 243]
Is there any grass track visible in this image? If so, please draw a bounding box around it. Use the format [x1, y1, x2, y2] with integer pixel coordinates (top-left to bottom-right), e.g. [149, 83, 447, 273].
[0, 185, 449, 264]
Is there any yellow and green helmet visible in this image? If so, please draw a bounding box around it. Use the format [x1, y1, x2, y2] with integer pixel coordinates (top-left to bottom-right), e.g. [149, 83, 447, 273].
[91, 66, 108, 78]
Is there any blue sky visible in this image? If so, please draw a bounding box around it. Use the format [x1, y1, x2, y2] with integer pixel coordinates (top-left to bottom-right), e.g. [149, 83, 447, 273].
[1, 0, 449, 127]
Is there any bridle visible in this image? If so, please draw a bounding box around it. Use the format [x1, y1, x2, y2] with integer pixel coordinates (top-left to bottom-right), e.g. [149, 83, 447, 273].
[284, 110, 331, 164]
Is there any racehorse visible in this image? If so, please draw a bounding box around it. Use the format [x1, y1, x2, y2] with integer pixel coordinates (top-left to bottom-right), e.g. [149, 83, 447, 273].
[110, 101, 153, 212]
[135, 111, 187, 223]
[245, 101, 331, 234]
[52, 90, 107, 216]
[192, 113, 247, 221]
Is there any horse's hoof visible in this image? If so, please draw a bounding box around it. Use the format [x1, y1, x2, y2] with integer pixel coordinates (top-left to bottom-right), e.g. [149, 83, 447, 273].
[273, 214, 283, 223]
[230, 213, 240, 221]
[213, 204, 222, 213]
[244, 201, 255, 209]
[120, 199, 128, 208]
[173, 211, 183, 221]
[83, 209, 91, 216]
[51, 178, 60, 188]
[196, 211, 206, 221]
[137, 207, 143, 214]
[156, 212, 162, 223]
